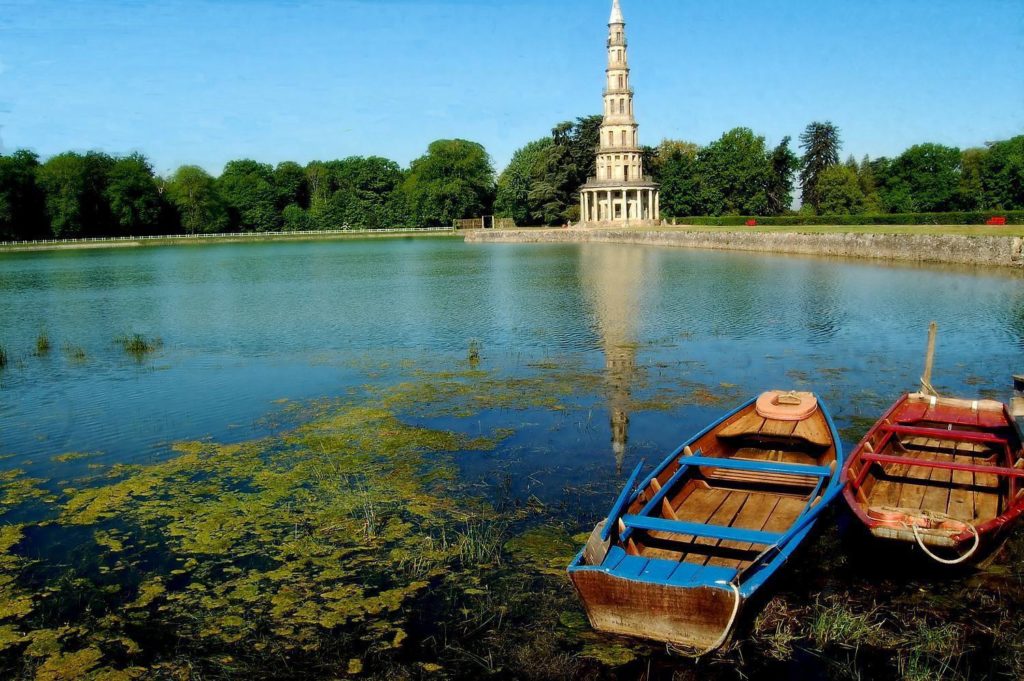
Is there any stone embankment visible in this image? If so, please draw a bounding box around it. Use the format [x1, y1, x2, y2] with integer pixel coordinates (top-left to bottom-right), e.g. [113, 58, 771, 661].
[465, 228, 1024, 269]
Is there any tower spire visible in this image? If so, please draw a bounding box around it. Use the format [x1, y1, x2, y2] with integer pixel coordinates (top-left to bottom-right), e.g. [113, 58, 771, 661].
[610, 0, 624, 25]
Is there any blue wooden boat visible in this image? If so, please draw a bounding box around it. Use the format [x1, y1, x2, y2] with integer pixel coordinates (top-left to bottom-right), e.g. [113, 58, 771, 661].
[568, 391, 845, 653]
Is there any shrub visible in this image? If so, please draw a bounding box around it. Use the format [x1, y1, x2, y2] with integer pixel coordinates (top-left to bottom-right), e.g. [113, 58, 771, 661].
[672, 210, 1024, 227]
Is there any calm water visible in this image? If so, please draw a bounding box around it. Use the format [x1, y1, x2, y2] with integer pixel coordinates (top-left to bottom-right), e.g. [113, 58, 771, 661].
[1, 237, 1021, 497]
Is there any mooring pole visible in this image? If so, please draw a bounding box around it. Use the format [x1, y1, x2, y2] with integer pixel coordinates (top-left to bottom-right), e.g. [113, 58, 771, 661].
[920, 321, 938, 396]
[1013, 374, 1024, 442]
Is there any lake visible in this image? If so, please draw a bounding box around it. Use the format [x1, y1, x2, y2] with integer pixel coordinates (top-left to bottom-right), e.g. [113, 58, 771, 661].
[0, 237, 1022, 679]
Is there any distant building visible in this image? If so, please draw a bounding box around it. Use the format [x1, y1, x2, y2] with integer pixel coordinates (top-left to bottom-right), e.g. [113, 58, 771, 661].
[579, 0, 660, 226]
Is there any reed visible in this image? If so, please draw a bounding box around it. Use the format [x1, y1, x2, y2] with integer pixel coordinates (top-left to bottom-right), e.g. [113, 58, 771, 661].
[35, 331, 51, 356]
[62, 343, 87, 361]
[115, 334, 162, 359]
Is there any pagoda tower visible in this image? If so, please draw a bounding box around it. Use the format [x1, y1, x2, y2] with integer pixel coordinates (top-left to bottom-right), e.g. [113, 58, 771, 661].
[579, 0, 660, 225]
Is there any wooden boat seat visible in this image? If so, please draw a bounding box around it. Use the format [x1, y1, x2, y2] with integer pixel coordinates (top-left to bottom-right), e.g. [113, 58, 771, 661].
[881, 424, 1009, 447]
[622, 514, 785, 545]
[684, 454, 828, 489]
[861, 452, 1024, 479]
[717, 410, 832, 448]
[601, 546, 739, 587]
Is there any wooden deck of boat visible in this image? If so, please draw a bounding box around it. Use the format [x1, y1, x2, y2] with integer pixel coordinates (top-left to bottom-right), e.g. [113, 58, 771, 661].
[639, 481, 807, 570]
[864, 435, 1003, 522]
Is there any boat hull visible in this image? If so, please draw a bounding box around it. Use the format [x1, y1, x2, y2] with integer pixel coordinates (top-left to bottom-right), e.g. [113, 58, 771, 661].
[842, 393, 1024, 565]
[569, 568, 739, 650]
[569, 391, 844, 650]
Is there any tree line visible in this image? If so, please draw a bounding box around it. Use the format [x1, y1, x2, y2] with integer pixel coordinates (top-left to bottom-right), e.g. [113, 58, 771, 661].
[499, 120, 1024, 223]
[2, 123, 1022, 240]
[0, 140, 495, 241]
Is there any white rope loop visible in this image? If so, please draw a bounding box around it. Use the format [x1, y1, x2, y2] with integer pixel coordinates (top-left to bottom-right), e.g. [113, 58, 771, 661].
[665, 580, 742, 659]
[910, 521, 980, 566]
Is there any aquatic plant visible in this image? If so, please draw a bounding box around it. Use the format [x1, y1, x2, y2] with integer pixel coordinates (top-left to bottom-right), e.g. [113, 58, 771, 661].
[35, 331, 51, 356]
[0, 345, 6, 369]
[61, 343, 86, 361]
[114, 333, 162, 360]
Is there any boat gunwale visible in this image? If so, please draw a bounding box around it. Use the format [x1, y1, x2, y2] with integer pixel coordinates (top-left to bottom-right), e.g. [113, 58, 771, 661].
[569, 394, 845, 599]
[841, 392, 1024, 547]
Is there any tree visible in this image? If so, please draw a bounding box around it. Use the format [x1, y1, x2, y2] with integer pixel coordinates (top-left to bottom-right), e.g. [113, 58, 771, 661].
[694, 127, 772, 216]
[217, 160, 280, 232]
[657, 143, 701, 217]
[166, 165, 229, 234]
[495, 139, 555, 225]
[799, 121, 842, 212]
[981, 136, 1024, 210]
[36, 151, 114, 237]
[105, 153, 162, 235]
[0, 150, 48, 241]
[816, 165, 865, 214]
[402, 140, 494, 227]
[274, 161, 308, 211]
[957, 148, 987, 210]
[766, 137, 799, 215]
[325, 156, 406, 228]
[646, 139, 700, 182]
[884, 143, 961, 213]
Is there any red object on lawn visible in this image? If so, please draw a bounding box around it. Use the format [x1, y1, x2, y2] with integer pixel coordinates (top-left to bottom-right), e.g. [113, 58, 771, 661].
[746, 219, 758, 227]
[842, 393, 1024, 565]
[987, 217, 1007, 226]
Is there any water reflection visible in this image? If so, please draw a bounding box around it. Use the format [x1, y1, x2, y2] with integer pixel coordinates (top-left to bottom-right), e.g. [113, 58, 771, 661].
[579, 244, 650, 473]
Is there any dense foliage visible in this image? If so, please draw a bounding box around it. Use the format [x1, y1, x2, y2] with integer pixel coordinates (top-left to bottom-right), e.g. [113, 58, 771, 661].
[494, 116, 602, 225]
[2, 127, 1023, 239]
[0, 141, 496, 241]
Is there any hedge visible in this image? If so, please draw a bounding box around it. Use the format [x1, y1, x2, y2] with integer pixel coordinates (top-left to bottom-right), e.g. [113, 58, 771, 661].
[672, 211, 1024, 227]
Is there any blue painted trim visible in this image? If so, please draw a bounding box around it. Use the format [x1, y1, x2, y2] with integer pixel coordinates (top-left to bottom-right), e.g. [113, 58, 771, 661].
[622, 515, 785, 545]
[635, 448, 702, 518]
[600, 459, 646, 542]
[677, 455, 831, 478]
[632, 396, 758, 498]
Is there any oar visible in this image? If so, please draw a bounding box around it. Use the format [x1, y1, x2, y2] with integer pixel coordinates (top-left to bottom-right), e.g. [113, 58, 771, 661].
[600, 459, 646, 542]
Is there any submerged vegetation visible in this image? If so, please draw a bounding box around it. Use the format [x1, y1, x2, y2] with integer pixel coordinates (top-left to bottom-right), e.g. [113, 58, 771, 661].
[114, 334, 162, 360]
[0, 362, 1021, 679]
[61, 343, 86, 361]
[33, 332, 50, 357]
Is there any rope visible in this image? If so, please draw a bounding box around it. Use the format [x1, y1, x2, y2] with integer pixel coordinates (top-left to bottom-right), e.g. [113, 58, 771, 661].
[910, 520, 980, 566]
[665, 580, 741, 658]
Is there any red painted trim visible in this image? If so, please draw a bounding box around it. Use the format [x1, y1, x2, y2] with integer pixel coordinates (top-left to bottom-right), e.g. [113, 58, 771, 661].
[880, 424, 1008, 446]
[860, 452, 1024, 478]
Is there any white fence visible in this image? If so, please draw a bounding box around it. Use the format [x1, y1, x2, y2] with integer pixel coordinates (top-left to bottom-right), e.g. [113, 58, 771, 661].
[0, 227, 457, 247]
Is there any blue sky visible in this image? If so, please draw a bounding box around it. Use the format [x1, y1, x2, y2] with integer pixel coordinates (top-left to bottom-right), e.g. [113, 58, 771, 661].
[0, 0, 1021, 176]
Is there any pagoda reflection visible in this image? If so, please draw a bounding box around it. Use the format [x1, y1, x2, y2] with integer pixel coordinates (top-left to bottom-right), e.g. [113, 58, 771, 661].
[579, 243, 649, 473]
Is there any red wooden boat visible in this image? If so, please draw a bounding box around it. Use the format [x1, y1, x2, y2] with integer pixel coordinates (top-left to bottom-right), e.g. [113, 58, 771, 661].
[842, 393, 1024, 564]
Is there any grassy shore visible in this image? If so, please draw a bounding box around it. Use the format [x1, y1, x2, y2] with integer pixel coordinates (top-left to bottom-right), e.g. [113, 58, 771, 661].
[0, 229, 461, 253]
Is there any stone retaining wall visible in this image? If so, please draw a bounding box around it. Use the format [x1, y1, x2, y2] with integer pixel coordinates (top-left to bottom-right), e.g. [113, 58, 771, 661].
[465, 228, 1024, 269]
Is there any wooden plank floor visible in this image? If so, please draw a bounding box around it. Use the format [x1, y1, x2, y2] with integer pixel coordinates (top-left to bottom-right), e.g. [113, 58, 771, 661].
[638, 483, 807, 569]
[863, 435, 1004, 522]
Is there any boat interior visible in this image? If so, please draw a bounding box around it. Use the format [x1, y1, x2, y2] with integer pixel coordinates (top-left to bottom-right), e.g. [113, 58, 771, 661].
[848, 396, 1023, 527]
[615, 404, 837, 573]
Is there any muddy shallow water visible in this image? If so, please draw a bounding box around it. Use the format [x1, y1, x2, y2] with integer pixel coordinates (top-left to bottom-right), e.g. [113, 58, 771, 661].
[0, 238, 1022, 679]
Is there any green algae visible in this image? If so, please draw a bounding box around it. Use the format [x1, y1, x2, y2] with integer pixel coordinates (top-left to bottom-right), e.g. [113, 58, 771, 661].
[503, 527, 577, 577]
[2, 368, 565, 678]
[0, 469, 53, 515]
